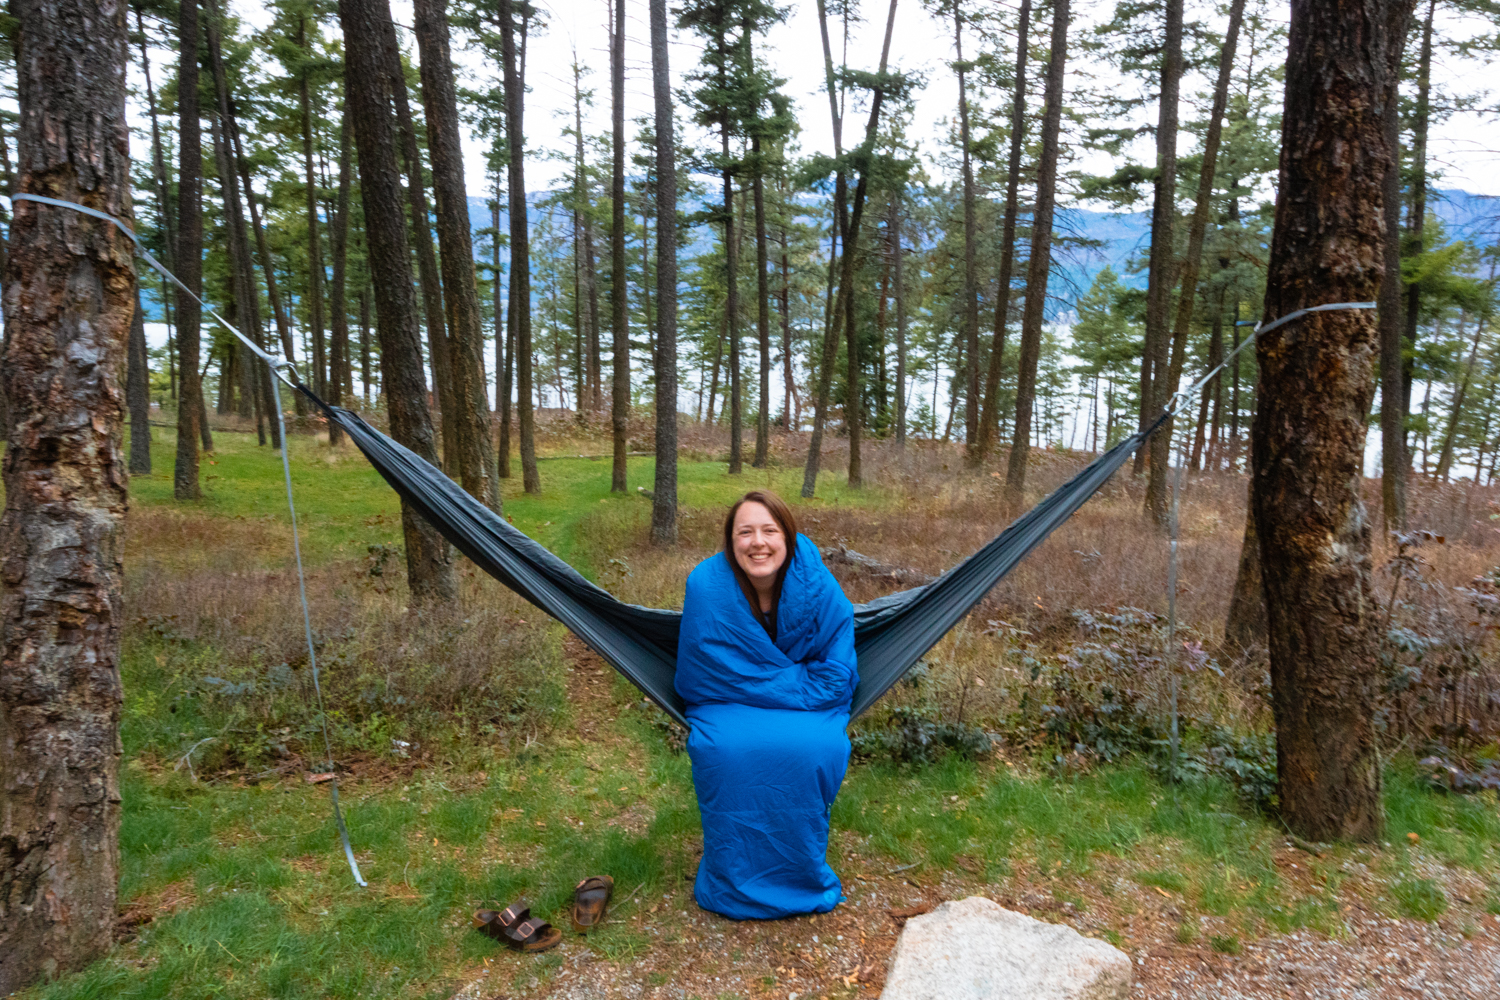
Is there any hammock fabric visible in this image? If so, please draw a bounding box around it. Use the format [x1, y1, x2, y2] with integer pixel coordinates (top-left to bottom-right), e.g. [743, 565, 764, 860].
[310, 394, 1164, 728]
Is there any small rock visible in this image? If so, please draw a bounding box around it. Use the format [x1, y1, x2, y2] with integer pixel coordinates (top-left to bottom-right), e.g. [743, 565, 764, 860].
[880, 896, 1132, 1000]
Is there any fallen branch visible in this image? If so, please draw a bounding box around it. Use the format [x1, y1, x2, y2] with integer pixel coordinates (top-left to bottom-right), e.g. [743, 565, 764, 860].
[820, 544, 935, 586]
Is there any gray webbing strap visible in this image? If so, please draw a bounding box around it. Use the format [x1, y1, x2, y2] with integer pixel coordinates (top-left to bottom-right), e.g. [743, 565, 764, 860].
[1167, 301, 1377, 414]
[9, 193, 367, 888]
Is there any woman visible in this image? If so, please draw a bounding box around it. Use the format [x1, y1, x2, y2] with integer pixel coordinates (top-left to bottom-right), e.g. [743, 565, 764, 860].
[675, 490, 858, 920]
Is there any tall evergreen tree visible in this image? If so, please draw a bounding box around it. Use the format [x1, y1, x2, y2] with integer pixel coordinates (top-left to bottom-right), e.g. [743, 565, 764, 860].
[338, 0, 455, 600]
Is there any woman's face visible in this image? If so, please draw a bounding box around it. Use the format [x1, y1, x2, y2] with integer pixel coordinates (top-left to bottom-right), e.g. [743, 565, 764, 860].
[732, 501, 788, 586]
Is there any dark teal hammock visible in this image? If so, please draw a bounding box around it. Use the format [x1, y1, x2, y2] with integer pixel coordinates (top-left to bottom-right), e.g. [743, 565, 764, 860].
[312, 397, 1164, 728]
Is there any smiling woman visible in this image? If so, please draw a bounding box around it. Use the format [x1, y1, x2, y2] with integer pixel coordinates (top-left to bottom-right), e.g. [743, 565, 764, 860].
[674, 490, 858, 920]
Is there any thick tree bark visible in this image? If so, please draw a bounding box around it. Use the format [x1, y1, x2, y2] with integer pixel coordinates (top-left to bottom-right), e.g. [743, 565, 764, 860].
[414, 0, 498, 509]
[649, 0, 678, 542]
[327, 111, 352, 446]
[1147, 0, 1243, 515]
[610, 0, 629, 491]
[955, 7, 980, 462]
[173, 0, 203, 499]
[339, 0, 455, 600]
[0, 0, 132, 988]
[1253, 0, 1407, 842]
[127, 284, 151, 473]
[1137, 0, 1184, 500]
[975, 0, 1031, 462]
[498, 0, 539, 492]
[1004, 0, 1069, 502]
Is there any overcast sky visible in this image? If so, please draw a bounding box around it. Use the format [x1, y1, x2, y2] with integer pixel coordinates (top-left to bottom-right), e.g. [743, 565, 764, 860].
[424, 0, 1499, 202]
[146, 0, 1497, 209]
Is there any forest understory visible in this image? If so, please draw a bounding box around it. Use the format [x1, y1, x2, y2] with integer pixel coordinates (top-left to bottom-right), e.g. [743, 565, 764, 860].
[6, 418, 1498, 1000]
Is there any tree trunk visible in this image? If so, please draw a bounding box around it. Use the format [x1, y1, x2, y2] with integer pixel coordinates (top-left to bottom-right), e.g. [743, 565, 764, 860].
[752, 135, 771, 467]
[610, 0, 629, 491]
[1137, 0, 1184, 501]
[1147, 0, 1242, 515]
[1004, 0, 1069, 502]
[137, 8, 175, 279]
[214, 21, 301, 419]
[781, 237, 794, 432]
[496, 1, 538, 492]
[1400, 0, 1434, 458]
[0, 1, 132, 988]
[1193, 298, 1225, 470]
[339, 0, 455, 601]
[492, 186, 509, 477]
[976, 0, 1031, 462]
[1435, 315, 1482, 480]
[378, 9, 454, 472]
[955, 7, 980, 462]
[721, 107, 742, 472]
[893, 194, 909, 447]
[1253, 0, 1407, 842]
[174, 0, 204, 500]
[1223, 503, 1267, 652]
[802, 0, 849, 498]
[649, 0, 678, 542]
[207, 75, 280, 450]
[299, 18, 327, 401]
[127, 284, 152, 473]
[327, 110, 353, 446]
[1379, 2, 1412, 529]
[359, 285, 372, 404]
[414, 0, 498, 510]
[831, 0, 898, 487]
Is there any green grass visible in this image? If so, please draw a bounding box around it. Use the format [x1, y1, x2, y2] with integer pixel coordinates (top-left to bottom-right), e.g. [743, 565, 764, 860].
[15, 425, 1500, 998]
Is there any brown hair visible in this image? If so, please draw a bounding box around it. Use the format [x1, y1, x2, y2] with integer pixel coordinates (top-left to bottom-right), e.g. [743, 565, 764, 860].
[722, 490, 799, 637]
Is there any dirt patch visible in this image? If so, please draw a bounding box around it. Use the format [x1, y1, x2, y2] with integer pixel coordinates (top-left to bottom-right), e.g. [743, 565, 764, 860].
[116, 879, 197, 942]
[445, 845, 1500, 1000]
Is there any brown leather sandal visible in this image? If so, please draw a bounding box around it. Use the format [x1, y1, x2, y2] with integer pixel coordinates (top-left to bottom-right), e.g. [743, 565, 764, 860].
[471, 902, 527, 943]
[571, 875, 614, 934]
[504, 915, 563, 953]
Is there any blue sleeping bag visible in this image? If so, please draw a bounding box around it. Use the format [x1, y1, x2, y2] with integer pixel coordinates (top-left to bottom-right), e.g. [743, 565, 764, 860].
[675, 533, 858, 920]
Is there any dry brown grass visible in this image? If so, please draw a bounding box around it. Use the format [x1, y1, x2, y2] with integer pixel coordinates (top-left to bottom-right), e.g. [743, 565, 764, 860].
[123, 507, 566, 773]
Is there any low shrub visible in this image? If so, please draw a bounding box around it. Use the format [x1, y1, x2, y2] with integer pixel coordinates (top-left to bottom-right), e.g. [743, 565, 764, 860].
[851, 706, 993, 765]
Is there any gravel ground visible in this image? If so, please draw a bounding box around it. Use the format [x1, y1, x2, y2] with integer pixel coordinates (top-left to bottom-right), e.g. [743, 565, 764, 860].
[449, 860, 1500, 1000]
